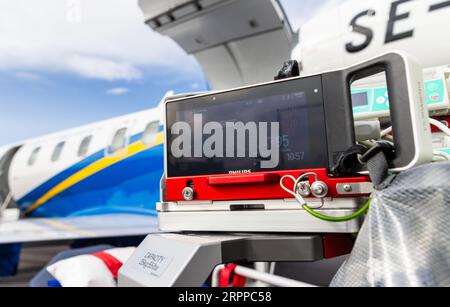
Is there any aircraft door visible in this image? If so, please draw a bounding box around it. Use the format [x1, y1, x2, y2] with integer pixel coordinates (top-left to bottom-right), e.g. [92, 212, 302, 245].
[0, 147, 20, 213]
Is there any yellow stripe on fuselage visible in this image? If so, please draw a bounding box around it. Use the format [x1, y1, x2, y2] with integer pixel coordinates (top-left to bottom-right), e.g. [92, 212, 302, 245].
[41, 219, 95, 236]
[25, 133, 164, 214]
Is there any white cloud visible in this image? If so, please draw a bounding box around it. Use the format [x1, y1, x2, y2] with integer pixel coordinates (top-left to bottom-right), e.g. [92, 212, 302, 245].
[12, 71, 50, 84]
[107, 87, 130, 95]
[68, 55, 142, 81]
[0, 0, 198, 81]
[0, 0, 342, 82]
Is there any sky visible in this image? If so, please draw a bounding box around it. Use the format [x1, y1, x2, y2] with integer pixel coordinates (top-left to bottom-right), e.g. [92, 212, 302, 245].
[0, 0, 336, 146]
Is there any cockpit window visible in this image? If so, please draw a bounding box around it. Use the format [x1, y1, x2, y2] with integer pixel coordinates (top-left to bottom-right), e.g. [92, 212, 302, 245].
[51, 142, 65, 162]
[28, 147, 41, 166]
[109, 128, 128, 154]
[78, 135, 92, 157]
[141, 121, 159, 146]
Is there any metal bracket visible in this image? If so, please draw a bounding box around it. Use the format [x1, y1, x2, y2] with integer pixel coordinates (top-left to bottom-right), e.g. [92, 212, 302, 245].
[118, 233, 325, 287]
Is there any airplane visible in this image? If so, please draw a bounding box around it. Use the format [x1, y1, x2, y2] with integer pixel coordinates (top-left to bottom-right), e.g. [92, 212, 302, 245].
[1, 0, 450, 246]
[138, 0, 450, 87]
[0, 94, 168, 245]
[296, 0, 450, 75]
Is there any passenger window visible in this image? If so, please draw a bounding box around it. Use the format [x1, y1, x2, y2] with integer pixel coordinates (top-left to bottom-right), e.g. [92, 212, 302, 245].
[141, 121, 160, 145]
[109, 128, 128, 153]
[78, 135, 92, 157]
[28, 147, 41, 166]
[51, 142, 65, 162]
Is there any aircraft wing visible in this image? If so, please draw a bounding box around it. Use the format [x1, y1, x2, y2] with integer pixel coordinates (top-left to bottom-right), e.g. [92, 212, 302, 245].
[139, 0, 295, 89]
[0, 213, 160, 245]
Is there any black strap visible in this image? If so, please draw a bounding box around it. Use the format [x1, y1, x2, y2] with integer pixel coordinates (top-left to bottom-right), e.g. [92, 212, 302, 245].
[359, 141, 396, 164]
[361, 141, 396, 189]
[332, 144, 368, 176]
[365, 151, 396, 189]
[332, 142, 396, 190]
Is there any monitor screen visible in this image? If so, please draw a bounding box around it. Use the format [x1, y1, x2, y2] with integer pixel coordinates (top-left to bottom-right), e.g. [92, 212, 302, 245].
[166, 76, 329, 177]
[352, 92, 369, 108]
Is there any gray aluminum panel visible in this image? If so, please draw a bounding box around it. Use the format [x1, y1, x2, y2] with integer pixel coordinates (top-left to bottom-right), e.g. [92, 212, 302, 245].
[119, 233, 324, 287]
[158, 209, 362, 233]
[156, 0, 290, 54]
[139, 0, 294, 89]
[138, 0, 194, 20]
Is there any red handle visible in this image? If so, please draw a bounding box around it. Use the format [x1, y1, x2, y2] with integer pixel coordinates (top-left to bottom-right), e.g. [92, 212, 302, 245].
[208, 173, 280, 186]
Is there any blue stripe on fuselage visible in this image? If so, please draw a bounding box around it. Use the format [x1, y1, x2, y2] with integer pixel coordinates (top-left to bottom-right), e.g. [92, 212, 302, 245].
[27, 144, 164, 217]
[17, 128, 163, 216]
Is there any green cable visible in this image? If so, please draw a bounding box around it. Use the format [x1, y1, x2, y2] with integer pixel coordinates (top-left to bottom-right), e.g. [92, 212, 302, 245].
[302, 198, 372, 222]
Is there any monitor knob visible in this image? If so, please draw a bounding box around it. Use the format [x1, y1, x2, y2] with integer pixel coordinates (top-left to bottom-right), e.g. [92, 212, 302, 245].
[182, 187, 195, 201]
[311, 181, 328, 198]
